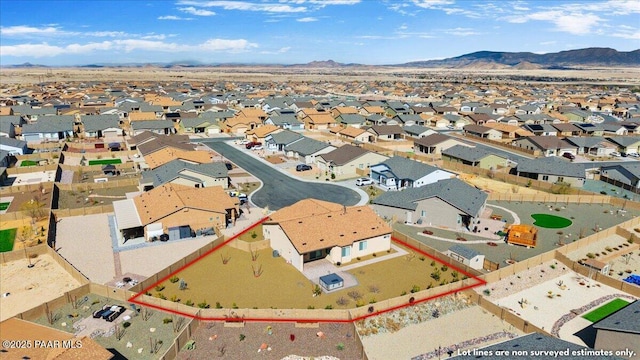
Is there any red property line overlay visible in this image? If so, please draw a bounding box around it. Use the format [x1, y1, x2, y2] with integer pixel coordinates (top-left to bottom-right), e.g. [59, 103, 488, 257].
[129, 218, 486, 323]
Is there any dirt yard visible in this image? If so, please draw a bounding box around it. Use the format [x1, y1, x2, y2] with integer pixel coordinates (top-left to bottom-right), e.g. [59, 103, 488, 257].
[459, 174, 545, 195]
[0, 254, 83, 321]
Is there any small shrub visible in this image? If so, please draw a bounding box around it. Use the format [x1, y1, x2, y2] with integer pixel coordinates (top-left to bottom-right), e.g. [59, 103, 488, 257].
[122, 321, 131, 328]
[410, 285, 420, 293]
[440, 265, 448, 272]
[372, 253, 377, 257]
[419, 256, 426, 261]
[586, 252, 595, 259]
[356, 257, 361, 261]
[215, 302, 222, 309]
[307, 305, 315, 309]
[369, 298, 376, 304]
[155, 285, 165, 292]
[325, 304, 333, 310]
[348, 290, 363, 300]
[400, 290, 407, 296]
[185, 300, 194, 306]
[430, 260, 436, 267]
[169, 276, 179, 283]
[232, 303, 238, 309]
[198, 301, 210, 309]
[605, 246, 613, 252]
[355, 300, 365, 307]
[170, 295, 180, 303]
[157, 293, 167, 300]
[628, 238, 635, 244]
[250, 231, 257, 239]
[336, 343, 345, 351]
[483, 289, 491, 296]
[336, 297, 349, 306]
[239, 334, 245, 341]
[163, 317, 173, 324]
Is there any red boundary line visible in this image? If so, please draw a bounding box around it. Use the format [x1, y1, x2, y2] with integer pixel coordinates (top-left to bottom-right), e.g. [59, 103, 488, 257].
[130, 221, 486, 323]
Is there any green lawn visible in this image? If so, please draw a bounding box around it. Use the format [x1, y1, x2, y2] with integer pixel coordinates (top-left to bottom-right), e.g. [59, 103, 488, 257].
[19, 160, 38, 167]
[531, 213, 572, 229]
[0, 228, 17, 252]
[0, 202, 10, 211]
[88, 158, 122, 165]
[582, 298, 630, 322]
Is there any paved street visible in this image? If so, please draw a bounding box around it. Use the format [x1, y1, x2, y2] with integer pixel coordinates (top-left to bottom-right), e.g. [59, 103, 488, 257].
[200, 140, 362, 210]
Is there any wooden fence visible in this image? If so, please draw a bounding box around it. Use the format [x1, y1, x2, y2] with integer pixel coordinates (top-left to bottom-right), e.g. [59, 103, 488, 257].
[51, 205, 115, 218]
[55, 177, 138, 191]
[7, 164, 58, 174]
[0, 244, 90, 285]
[451, 133, 540, 156]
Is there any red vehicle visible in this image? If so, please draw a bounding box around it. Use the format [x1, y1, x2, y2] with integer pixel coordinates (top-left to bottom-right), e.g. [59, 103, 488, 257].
[245, 141, 262, 149]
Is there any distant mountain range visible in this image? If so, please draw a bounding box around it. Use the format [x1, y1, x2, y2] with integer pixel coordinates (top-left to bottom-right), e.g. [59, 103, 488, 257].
[4, 48, 639, 69]
[400, 48, 640, 68]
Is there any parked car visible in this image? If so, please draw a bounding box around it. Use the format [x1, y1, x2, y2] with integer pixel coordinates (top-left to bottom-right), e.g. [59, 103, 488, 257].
[245, 141, 262, 149]
[224, 162, 233, 170]
[230, 191, 248, 204]
[93, 305, 110, 318]
[611, 151, 621, 157]
[562, 152, 575, 160]
[621, 152, 628, 157]
[629, 153, 640, 158]
[251, 145, 263, 150]
[237, 139, 249, 145]
[296, 164, 312, 171]
[356, 177, 374, 186]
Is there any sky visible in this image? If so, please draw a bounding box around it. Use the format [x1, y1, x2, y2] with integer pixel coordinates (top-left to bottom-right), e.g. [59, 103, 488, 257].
[0, 0, 638, 66]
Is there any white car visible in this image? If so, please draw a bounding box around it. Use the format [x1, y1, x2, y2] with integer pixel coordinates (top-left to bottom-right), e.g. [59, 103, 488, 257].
[611, 151, 621, 157]
[251, 145, 263, 150]
[237, 139, 249, 145]
[356, 178, 374, 186]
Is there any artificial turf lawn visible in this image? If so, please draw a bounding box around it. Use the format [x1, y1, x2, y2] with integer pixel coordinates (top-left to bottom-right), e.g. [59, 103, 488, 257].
[0, 202, 10, 211]
[582, 298, 630, 322]
[19, 160, 38, 167]
[531, 213, 572, 229]
[0, 228, 17, 252]
[88, 158, 122, 165]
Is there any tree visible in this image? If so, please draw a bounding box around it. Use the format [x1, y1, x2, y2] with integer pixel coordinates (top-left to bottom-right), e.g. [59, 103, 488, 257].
[21, 197, 47, 221]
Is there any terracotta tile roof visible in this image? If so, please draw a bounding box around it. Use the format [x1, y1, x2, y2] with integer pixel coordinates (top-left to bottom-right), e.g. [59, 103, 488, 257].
[304, 114, 335, 124]
[226, 116, 262, 127]
[246, 124, 280, 138]
[338, 126, 367, 138]
[134, 183, 238, 225]
[144, 148, 213, 169]
[238, 108, 267, 118]
[0, 318, 112, 360]
[362, 106, 385, 114]
[267, 199, 391, 253]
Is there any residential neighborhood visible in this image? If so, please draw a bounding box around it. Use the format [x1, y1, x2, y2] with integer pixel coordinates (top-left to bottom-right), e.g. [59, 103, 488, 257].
[1, 70, 640, 360]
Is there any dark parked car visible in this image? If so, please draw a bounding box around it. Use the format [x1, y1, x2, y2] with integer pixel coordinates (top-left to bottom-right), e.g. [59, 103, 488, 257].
[224, 162, 233, 170]
[245, 141, 262, 149]
[296, 164, 312, 171]
[93, 305, 110, 318]
[562, 152, 575, 160]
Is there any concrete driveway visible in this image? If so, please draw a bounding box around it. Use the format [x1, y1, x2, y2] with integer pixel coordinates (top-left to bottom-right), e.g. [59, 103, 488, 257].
[200, 140, 362, 210]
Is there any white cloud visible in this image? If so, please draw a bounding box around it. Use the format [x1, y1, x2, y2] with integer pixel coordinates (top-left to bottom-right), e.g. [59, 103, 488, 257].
[513, 10, 602, 35]
[411, 0, 454, 9]
[1, 38, 258, 57]
[85, 31, 129, 37]
[178, 6, 216, 16]
[141, 34, 167, 40]
[177, 1, 307, 13]
[1, 25, 61, 36]
[443, 27, 481, 36]
[308, 0, 360, 5]
[158, 15, 193, 20]
[297, 17, 318, 22]
[260, 46, 292, 54]
[539, 41, 557, 45]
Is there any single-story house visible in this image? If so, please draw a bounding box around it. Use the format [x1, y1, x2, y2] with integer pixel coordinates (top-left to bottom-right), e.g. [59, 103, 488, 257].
[130, 120, 175, 136]
[0, 137, 28, 155]
[445, 244, 484, 270]
[483, 122, 533, 139]
[302, 113, 336, 130]
[393, 114, 425, 126]
[139, 159, 229, 191]
[521, 123, 558, 136]
[245, 124, 281, 143]
[442, 145, 509, 170]
[601, 123, 628, 136]
[317, 144, 388, 178]
[263, 199, 392, 272]
[265, 114, 305, 131]
[593, 300, 640, 359]
[551, 122, 582, 137]
[180, 118, 220, 135]
[606, 136, 640, 154]
[463, 124, 502, 140]
[265, 129, 304, 152]
[336, 114, 367, 128]
[284, 137, 335, 164]
[372, 178, 488, 230]
[512, 136, 577, 157]
[113, 183, 239, 241]
[564, 137, 617, 157]
[600, 163, 640, 191]
[413, 133, 471, 156]
[370, 156, 456, 190]
[403, 125, 436, 139]
[335, 126, 372, 143]
[367, 125, 404, 141]
[573, 123, 604, 136]
[513, 157, 585, 188]
[21, 115, 74, 142]
[0, 115, 21, 137]
[81, 114, 123, 138]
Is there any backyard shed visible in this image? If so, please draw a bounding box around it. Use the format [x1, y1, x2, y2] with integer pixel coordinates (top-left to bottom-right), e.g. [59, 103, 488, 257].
[319, 273, 344, 291]
[507, 224, 538, 248]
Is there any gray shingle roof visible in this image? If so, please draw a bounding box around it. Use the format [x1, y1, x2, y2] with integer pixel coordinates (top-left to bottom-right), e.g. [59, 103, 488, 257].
[0, 115, 21, 134]
[131, 120, 174, 130]
[372, 178, 488, 216]
[443, 144, 503, 162]
[374, 156, 442, 181]
[141, 159, 228, 187]
[268, 129, 304, 145]
[564, 136, 612, 148]
[0, 137, 27, 149]
[284, 137, 331, 156]
[21, 116, 74, 134]
[267, 114, 303, 127]
[369, 125, 403, 136]
[81, 114, 120, 132]
[448, 244, 480, 260]
[592, 299, 640, 334]
[337, 114, 366, 125]
[516, 157, 585, 178]
[319, 144, 369, 166]
[403, 125, 431, 136]
[606, 136, 640, 147]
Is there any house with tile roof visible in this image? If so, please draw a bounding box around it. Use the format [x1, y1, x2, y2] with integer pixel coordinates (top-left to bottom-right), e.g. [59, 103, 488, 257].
[263, 199, 392, 272]
[370, 156, 456, 190]
[413, 133, 471, 156]
[483, 122, 533, 139]
[442, 144, 509, 170]
[514, 157, 585, 187]
[284, 137, 335, 164]
[222, 116, 262, 135]
[302, 113, 336, 130]
[245, 124, 281, 143]
[316, 144, 388, 178]
[143, 148, 213, 170]
[372, 178, 488, 229]
[113, 183, 239, 240]
[140, 159, 229, 191]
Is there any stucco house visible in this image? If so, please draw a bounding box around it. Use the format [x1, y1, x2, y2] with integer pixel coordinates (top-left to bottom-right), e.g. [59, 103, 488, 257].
[369, 156, 456, 190]
[81, 114, 123, 139]
[21, 115, 74, 142]
[442, 145, 509, 170]
[413, 133, 471, 156]
[372, 178, 488, 230]
[263, 199, 392, 272]
[513, 157, 585, 188]
[316, 144, 388, 178]
[463, 124, 502, 140]
[0, 137, 28, 155]
[139, 159, 229, 191]
[284, 137, 335, 164]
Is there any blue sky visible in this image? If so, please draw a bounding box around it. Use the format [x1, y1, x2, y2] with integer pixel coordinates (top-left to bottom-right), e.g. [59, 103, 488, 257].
[1, 0, 638, 66]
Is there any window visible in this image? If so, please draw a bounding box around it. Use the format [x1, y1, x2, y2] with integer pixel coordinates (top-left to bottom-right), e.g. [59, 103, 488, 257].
[341, 246, 351, 257]
[542, 175, 549, 181]
[359, 241, 367, 251]
[558, 177, 564, 182]
[421, 210, 426, 217]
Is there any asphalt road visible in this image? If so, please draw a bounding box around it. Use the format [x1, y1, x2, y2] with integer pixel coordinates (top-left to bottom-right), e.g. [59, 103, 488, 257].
[200, 140, 361, 210]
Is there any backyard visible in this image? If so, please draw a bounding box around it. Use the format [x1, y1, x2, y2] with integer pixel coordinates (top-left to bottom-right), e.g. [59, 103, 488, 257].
[398, 200, 640, 264]
[88, 158, 123, 165]
[32, 294, 185, 360]
[19, 160, 39, 167]
[146, 242, 470, 311]
[57, 185, 140, 209]
[582, 298, 630, 322]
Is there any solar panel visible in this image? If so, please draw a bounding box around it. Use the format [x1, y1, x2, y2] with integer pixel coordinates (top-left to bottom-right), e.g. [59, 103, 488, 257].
[528, 124, 544, 131]
[580, 123, 595, 128]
